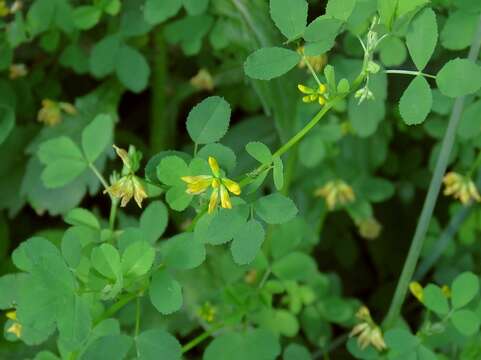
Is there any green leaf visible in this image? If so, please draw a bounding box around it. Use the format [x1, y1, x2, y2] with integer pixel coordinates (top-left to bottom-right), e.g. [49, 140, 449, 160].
[149, 269, 183, 314]
[139, 200, 169, 243]
[136, 329, 182, 360]
[255, 193, 298, 224]
[194, 207, 248, 245]
[272, 252, 317, 281]
[441, 10, 479, 51]
[399, 76, 432, 125]
[90, 34, 122, 77]
[303, 16, 343, 43]
[82, 334, 133, 360]
[186, 96, 231, 144]
[144, 0, 182, 25]
[60, 44, 89, 74]
[423, 284, 450, 316]
[379, 36, 407, 67]
[244, 47, 301, 80]
[384, 328, 419, 357]
[37, 136, 87, 188]
[166, 186, 193, 211]
[64, 208, 100, 230]
[406, 8, 438, 71]
[326, 0, 356, 21]
[230, 219, 265, 265]
[182, 0, 209, 15]
[73, 5, 101, 30]
[0, 105, 15, 145]
[273, 156, 284, 191]
[57, 294, 91, 351]
[162, 233, 206, 270]
[81, 114, 113, 163]
[204, 329, 280, 360]
[436, 58, 481, 98]
[397, 0, 429, 18]
[378, 0, 398, 30]
[451, 271, 479, 309]
[121, 240, 155, 277]
[284, 344, 312, 360]
[0, 274, 23, 309]
[269, 0, 308, 40]
[246, 141, 272, 163]
[157, 156, 189, 186]
[458, 100, 481, 140]
[61, 226, 98, 268]
[116, 44, 150, 93]
[299, 134, 326, 168]
[91, 243, 122, 280]
[197, 143, 237, 172]
[451, 309, 480, 336]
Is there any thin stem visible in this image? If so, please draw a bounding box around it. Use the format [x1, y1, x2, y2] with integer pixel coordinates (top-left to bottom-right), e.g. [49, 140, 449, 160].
[109, 199, 119, 231]
[181, 323, 224, 354]
[94, 292, 138, 326]
[257, 267, 271, 289]
[303, 55, 323, 87]
[134, 296, 141, 338]
[385, 69, 436, 79]
[89, 163, 110, 191]
[383, 15, 481, 328]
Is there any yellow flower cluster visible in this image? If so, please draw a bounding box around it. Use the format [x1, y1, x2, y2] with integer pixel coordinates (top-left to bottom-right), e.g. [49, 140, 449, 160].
[190, 68, 214, 91]
[37, 99, 77, 126]
[297, 83, 327, 105]
[297, 46, 328, 73]
[314, 179, 355, 210]
[350, 306, 386, 352]
[197, 302, 217, 323]
[5, 310, 22, 338]
[443, 172, 481, 205]
[104, 145, 147, 208]
[9, 63, 27, 79]
[181, 157, 241, 214]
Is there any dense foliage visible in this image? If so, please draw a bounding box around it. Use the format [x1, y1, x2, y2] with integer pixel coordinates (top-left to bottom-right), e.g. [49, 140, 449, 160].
[1, 0, 481, 359]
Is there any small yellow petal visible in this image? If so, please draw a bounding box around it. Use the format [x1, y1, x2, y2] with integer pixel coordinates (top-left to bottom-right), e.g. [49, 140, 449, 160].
[6, 310, 16, 321]
[302, 95, 317, 103]
[208, 188, 219, 214]
[318, 83, 327, 94]
[297, 84, 314, 94]
[220, 185, 232, 209]
[6, 322, 22, 338]
[409, 282, 424, 303]
[182, 176, 212, 195]
[208, 157, 220, 177]
[318, 96, 326, 105]
[222, 178, 241, 195]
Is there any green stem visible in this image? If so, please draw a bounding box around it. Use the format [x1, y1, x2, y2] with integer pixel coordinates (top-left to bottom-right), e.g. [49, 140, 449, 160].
[150, 26, 171, 153]
[383, 15, 481, 328]
[89, 163, 110, 192]
[134, 296, 141, 338]
[94, 292, 138, 326]
[385, 69, 436, 79]
[303, 55, 323, 87]
[109, 198, 119, 231]
[181, 323, 224, 354]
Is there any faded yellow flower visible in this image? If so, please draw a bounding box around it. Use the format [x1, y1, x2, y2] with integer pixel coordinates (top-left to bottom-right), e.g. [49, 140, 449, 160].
[350, 306, 387, 352]
[190, 68, 214, 91]
[181, 157, 241, 214]
[297, 46, 328, 72]
[9, 63, 27, 79]
[314, 179, 355, 210]
[104, 145, 147, 208]
[357, 217, 382, 240]
[0, 1, 9, 16]
[409, 282, 424, 303]
[298, 83, 327, 105]
[37, 99, 77, 126]
[443, 172, 481, 205]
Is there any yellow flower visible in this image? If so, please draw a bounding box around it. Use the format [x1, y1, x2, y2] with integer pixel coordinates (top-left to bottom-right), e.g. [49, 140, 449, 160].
[297, 46, 328, 72]
[0, 1, 9, 16]
[357, 217, 382, 240]
[298, 83, 327, 105]
[9, 63, 27, 79]
[409, 282, 424, 303]
[5, 310, 21, 338]
[181, 156, 241, 214]
[314, 180, 355, 210]
[443, 172, 481, 205]
[350, 306, 387, 352]
[37, 99, 77, 126]
[197, 302, 217, 323]
[190, 68, 214, 91]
